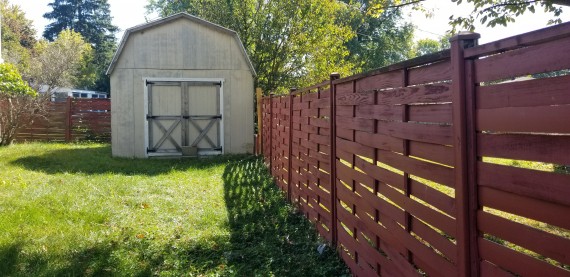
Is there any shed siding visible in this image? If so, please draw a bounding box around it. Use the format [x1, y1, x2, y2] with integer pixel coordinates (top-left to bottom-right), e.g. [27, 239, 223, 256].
[111, 70, 135, 157]
[119, 18, 245, 71]
[111, 16, 254, 158]
[113, 68, 253, 158]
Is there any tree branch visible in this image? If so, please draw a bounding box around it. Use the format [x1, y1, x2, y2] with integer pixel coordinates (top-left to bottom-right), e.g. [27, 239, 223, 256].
[385, 0, 426, 9]
[551, 0, 570, 6]
[480, 0, 541, 14]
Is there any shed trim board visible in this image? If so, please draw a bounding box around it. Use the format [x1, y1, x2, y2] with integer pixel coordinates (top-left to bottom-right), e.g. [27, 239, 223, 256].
[143, 77, 225, 157]
[106, 12, 256, 76]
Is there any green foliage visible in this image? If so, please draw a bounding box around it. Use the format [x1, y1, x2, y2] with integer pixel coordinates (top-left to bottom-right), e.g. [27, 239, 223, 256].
[29, 30, 94, 93]
[341, 0, 415, 72]
[412, 34, 451, 57]
[449, 0, 566, 32]
[0, 0, 37, 75]
[43, 0, 118, 92]
[0, 63, 35, 96]
[147, 0, 355, 93]
[0, 143, 348, 275]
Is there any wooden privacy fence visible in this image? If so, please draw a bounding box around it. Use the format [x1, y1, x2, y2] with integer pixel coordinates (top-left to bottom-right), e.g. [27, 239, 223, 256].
[16, 98, 111, 142]
[259, 23, 570, 277]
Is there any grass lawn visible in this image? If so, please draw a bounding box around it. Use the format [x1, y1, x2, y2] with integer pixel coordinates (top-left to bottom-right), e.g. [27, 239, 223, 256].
[0, 143, 348, 276]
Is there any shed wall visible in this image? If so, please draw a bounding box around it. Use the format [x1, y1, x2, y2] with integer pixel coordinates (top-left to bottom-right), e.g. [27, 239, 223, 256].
[111, 17, 254, 158]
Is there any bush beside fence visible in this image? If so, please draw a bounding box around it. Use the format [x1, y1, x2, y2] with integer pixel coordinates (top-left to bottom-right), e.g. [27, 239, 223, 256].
[260, 23, 570, 276]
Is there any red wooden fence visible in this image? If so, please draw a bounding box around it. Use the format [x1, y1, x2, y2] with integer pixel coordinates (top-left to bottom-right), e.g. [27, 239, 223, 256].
[261, 23, 570, 277]
[16, 98, 111, 142]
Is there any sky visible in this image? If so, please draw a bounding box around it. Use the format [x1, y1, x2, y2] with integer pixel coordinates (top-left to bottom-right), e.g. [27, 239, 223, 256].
[11, 0, 570, 44]
[14, 0, 158, 41]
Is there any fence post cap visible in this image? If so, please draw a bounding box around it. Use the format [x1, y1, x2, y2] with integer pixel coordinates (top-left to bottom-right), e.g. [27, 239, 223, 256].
[330, 72, 341, 79]
[449, 31, 481, 42]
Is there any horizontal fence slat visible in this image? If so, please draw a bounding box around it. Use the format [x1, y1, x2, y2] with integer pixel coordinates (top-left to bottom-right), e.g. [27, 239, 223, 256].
[465, 21, 570, 58]
[355, 70, 402, 92]
[477, 105, 570, 133]
[355, 105, 403, 121]
[478, 211, 570, 265]
[410, 179, 456, 217]
[477, 162, 570, 207]
[376, 148, 455, 188]
[478, 186, 570, 230]
[480, 260, 513, 277]
[409, 141, 454, 167]
[377, 121, 453, 146]
[381, 213, 457, 277]
[478, 238, 570, 277]
[410, 216, 457, 262]
[337, 84, 451, 106]
[477, 74, 570, 109]
[408, 104, 452, 124]
[354, 131, 403, 153]
[478, 133, 570, 165]
[377, 84, 452, 105]
[354, 156, 405, 191]
[407, 60, 451, 85]
[474, 35, 570, 82]
[336, 117, 375, 132]
[378, 181, 456, 237]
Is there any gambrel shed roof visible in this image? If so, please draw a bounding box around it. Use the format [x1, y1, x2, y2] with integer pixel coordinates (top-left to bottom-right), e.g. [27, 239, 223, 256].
[106, 12, 256, 76]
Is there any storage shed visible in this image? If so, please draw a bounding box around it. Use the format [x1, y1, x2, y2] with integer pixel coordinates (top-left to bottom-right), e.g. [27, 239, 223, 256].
[107, 13, 255, 158]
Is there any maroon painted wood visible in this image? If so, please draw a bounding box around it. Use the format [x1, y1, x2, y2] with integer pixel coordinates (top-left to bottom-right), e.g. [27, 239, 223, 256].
[474, 35, 570, 82]
[259, 23, 570, 277]
[478, 211, 570, 265]
[477, 74, 570, 109]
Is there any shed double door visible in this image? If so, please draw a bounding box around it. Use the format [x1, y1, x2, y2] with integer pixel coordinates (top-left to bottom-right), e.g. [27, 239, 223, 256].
[146, 80, 222, 156]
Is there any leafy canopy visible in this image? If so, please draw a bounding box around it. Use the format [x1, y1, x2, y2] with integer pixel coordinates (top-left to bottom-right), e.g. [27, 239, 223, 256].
[148, 0, 355, 93]
[30, 29, 94, 93]
[146, 0, 416, 92]
[43, 0, 118, 92]
[0, 0, 37, 75]
[341, 0, 415, 72]
[0, 63, 35, 96]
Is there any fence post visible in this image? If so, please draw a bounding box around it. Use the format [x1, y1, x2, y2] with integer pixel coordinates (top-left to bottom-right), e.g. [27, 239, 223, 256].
[450, 31, 480, 277]
[288, 88, 296, 202]
[269, 94, 274, 175]
[329, 73, 340, 246]
[65, 96, 72, 142]
[256, 88, 263, 155]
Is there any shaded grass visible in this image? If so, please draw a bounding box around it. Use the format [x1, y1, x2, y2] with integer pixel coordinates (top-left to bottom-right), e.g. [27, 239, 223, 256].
[0, 143, 348, 276]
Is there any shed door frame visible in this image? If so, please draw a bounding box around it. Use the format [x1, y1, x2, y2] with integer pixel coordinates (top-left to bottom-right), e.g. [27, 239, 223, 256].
[143, 77, 225, 157]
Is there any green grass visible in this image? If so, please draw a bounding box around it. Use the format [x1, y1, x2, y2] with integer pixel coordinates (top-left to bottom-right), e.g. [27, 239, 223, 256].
[0, 143, 348, 276]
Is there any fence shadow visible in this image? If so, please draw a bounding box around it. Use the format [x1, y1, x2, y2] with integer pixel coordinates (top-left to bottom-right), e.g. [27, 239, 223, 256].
[221, 157, 348, 276]
[10, 144, 239, 176]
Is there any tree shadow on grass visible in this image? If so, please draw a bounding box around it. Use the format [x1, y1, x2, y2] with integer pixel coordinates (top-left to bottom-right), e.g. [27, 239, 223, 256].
[222, 157, 349, 276]
[10, 145, 245, 176]
[0, 237, 231, 277]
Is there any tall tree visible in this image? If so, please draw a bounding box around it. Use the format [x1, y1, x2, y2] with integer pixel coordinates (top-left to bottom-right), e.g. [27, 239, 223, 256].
[29, 30, 94, 93]
[146, 0, 355, 93]
[0, 0, 37, 75]
[340, 0, 415, 72]
[43, 0, 118, 93]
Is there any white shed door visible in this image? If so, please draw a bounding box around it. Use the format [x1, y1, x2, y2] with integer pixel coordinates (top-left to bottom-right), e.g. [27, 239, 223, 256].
[146, 80, 223, 156]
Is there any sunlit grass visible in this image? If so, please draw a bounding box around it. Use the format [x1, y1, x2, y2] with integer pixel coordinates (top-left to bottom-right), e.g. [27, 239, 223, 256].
[0, 143, 348, 276]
